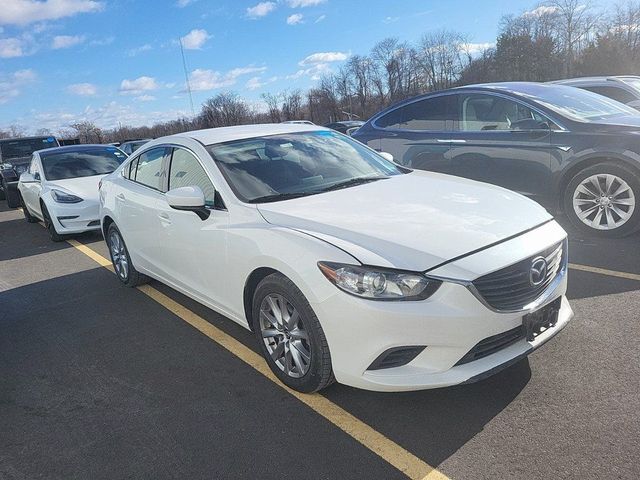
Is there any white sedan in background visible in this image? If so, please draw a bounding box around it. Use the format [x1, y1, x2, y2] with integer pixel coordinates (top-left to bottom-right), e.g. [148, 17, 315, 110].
[99, 124, 573, 393]
[18, 145, 127, 241]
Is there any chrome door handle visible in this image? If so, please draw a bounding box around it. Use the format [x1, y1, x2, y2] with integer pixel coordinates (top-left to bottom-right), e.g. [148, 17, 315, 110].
[116, 193, 125, 201]
[450, 139, 467, 144]
[436, 139, 450, 143]
[158, 212, 171, 225]
[437, 139, 466, 144]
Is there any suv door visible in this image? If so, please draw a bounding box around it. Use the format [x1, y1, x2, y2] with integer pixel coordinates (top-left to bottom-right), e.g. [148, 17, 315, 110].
[446, 92, 554, 203]
[155, 146, 229, 307]
[376, 94, 456, 171]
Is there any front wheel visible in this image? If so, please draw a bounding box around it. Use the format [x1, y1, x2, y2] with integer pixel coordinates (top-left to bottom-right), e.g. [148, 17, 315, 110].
[4, 180, 20, 208]
[41, 203, 65, 242]
[20, 194, 38, 223]
[564, 162, 640, 237]
[252, 273, 334, 393]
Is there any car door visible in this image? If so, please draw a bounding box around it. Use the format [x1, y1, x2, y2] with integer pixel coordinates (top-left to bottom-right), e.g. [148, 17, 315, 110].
[113, 146, 170, 275]
[154, 146, 230, 308]
[446, 92, 554, 203]
[21, 154, 44, 218]
[377, 94, 456, 171]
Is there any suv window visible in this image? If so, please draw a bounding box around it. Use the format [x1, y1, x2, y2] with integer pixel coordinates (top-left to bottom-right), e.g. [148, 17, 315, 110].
[581, 86, 637, 105]
[168, 148, 216, 207]
[376, 95, 452, 131]
[456, 93, 550, 131]
[130, 147, 167, 190]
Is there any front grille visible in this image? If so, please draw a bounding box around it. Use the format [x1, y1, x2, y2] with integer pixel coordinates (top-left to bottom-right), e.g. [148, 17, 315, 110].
[472, 240, 565, 311]
[455, 325, 524, 366]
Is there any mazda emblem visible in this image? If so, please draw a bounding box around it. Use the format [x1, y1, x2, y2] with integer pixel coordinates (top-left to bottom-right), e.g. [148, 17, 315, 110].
[529, 257, 548, 286]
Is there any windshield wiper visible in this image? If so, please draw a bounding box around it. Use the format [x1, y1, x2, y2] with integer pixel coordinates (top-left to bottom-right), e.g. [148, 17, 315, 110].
[247, 192, 315, 203]
[317, 176, 388, 193]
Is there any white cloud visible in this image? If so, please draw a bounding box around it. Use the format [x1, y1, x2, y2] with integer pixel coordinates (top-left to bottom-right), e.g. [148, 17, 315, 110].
[135, 95, 156, 102]
[189, 66, 267, 91]
[314, 14, 325, 23]
[247, 2, 276, 18]
[0, 69, 36, 104]
[245, 75, 278, 90]
[298, 51, 348, 66]
[523, 5, 558, 17]
[286, 13, 303, 25]
[67, 82, 97, 96]
[383, 16, 399, 24]
[126, 44, 152, 56]
[52, 34, 85, 49]
[0, 0, 104, 26]
[286, 0, 325, 7]
[176, 0, 196, 6]
[464, 42, 495, 56]
[119, 76, 160, 94]
[180, 28, 210, 49]
[0, 37, 24, 57]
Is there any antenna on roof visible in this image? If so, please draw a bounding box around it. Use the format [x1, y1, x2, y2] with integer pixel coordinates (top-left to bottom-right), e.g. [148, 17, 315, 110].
[179, 37, 196, 117]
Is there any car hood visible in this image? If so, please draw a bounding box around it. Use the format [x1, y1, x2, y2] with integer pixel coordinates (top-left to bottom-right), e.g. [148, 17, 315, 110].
[257, 171, 552, 271]
[46, 175, 105, 201]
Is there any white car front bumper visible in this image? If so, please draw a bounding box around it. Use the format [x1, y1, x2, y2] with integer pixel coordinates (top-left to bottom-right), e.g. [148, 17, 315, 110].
[311, 221, 573, 392]
[48, 199, 101, 234]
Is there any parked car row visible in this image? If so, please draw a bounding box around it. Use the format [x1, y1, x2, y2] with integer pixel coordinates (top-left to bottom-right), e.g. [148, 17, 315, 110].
[8, 78, 640, 394]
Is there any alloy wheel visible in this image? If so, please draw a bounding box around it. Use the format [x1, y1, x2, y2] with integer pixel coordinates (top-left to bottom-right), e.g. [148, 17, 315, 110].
[109, 231, 129, 280]
[259, 293, 311, 378]
[572, 173, 636, 230]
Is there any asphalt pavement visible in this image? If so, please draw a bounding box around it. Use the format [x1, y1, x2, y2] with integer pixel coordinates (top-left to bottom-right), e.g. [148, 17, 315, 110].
[1, 202, 639, 480]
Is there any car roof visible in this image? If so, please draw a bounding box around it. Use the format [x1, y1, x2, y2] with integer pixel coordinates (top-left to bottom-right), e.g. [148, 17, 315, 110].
[550, 76, 638, 85]
[35, 144, 121, 155]
[452, 81, 584, 97]
[166, 123, 328, 145]
[0, 136, 55, 143]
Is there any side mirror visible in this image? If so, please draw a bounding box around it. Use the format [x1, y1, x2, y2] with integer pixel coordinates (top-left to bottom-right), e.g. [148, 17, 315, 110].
[166, 186, 210, 220]
[19, 172, 39, 183]
[378, 151, 394, 162]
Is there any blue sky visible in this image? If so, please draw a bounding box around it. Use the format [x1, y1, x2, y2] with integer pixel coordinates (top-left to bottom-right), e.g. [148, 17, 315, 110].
[0, 0, 611, 133]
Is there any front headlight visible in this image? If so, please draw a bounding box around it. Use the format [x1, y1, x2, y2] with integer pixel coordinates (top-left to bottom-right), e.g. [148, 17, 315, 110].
[318, 262, 441, 301]
[51, 189, 83, 203]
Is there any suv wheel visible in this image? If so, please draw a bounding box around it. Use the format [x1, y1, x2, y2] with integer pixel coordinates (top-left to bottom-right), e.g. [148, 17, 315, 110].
[252, 273, 334, 393]
[3, 180, 20, 208]
[564, 162, 640, 237]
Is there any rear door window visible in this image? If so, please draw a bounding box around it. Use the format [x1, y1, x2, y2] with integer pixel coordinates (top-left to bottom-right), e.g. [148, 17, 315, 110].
[375, 95, 453, 131]
[131, 147, 168, 190]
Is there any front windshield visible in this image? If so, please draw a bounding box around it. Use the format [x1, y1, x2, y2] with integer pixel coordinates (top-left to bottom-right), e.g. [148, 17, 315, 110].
[207, 131, 404, 203]
[41, 147, 127, 181]
[527, 85, 638, 122]
[0, 137, 58, 160]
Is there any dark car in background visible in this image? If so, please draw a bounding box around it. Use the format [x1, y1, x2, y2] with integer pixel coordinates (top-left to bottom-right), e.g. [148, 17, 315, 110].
[551, 76, 640, 110]
[119, 139, 151, 155]
[353, 82, 640, 237]
[0, 136, 59, 207]
[324, 120, 364, 134]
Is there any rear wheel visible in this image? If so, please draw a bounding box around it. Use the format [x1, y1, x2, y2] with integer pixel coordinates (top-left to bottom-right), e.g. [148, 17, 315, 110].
[41, 203, 65, 242]
[252, 273, 334, 393]
[564, 162, 640, 237]
[106, 223, 148, 287]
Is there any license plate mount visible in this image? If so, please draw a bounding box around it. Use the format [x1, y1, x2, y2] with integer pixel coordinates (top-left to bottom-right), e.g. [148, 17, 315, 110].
[522, 297, 561, 342]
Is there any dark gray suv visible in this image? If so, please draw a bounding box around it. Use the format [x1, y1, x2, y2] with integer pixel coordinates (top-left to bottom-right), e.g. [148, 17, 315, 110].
[353, 82, 640, 237]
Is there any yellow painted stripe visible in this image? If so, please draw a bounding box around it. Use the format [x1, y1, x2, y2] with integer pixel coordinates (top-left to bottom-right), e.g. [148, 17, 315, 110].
[569, 263, 640, 282]
[64, 239, 448, 480]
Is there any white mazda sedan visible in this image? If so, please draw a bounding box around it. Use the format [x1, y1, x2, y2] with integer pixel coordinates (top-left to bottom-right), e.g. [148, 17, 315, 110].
[18, 145, 127, 242]
[99, 124, 573, 393]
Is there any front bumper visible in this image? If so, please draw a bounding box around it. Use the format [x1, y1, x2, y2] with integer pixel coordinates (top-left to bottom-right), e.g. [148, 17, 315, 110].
[312, 221, 573, 392]
[48, 200, 101, 234]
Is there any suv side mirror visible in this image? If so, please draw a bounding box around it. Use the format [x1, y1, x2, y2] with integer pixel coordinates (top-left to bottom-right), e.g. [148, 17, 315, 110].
[166, 186, 210, 220]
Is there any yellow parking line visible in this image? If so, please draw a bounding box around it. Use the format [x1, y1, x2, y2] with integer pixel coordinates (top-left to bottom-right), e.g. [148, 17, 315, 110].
[64, 238, 448, 480]
[569, 263, 640, 282]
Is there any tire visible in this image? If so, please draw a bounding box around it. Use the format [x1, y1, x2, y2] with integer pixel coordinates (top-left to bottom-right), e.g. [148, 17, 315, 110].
[106, 223, 148, 287]
[564, 162, 640, 238]
[252, 273, 334, 393]
[20, 194, 38, 223]
[4, 180, 20, 208]
[0, 182, 5, 201]
[41, 203, 65, 242]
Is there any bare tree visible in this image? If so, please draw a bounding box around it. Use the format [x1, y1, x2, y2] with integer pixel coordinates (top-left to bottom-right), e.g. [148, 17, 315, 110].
[199, 92, 252, 128]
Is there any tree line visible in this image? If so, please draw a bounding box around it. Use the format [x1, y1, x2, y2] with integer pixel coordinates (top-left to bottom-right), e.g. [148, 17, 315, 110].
[3, 0, 640, 144]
